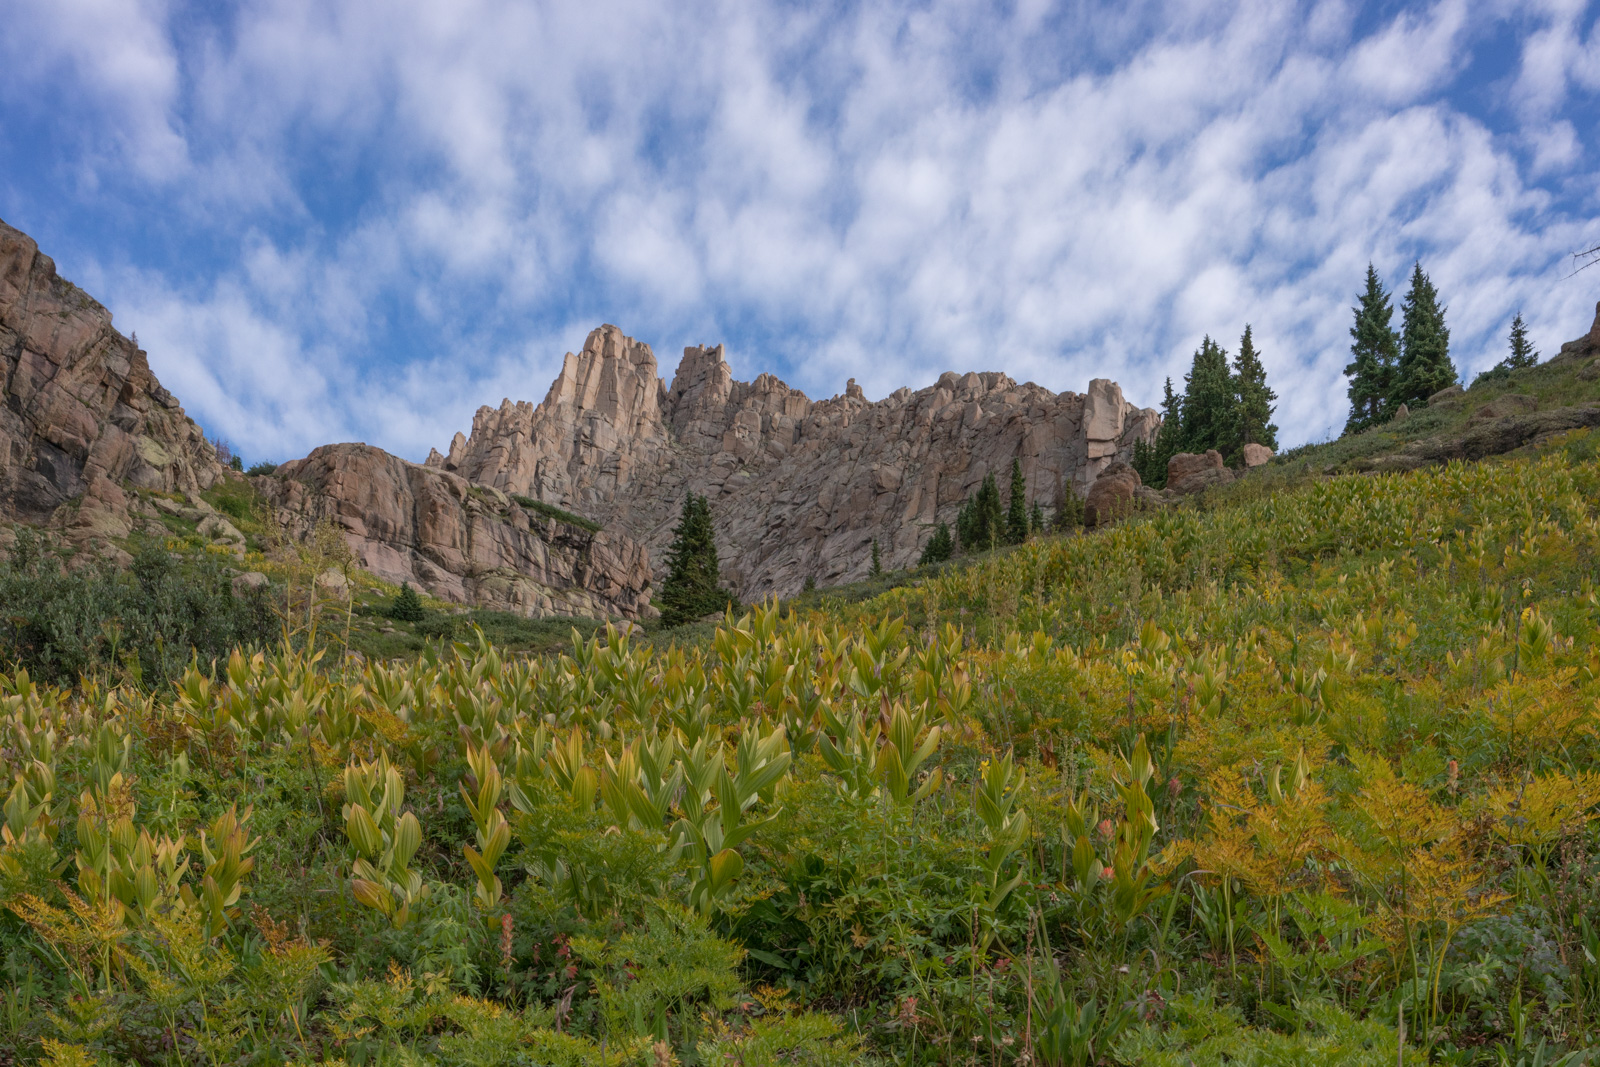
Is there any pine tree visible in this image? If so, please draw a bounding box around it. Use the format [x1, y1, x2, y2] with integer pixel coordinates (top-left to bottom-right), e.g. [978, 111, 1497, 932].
[1053, 486, 1084, 530]
[1229, 324, 1278, 456]
[1392, 262, 1456, 408]
[870, 539, 883, 577]
[1030, 501, 1044, 535]
[1506, 313, 1538, 369]
[1344, 264, 1400, 434]
[1179, 336, 1234, 454]
[658, 493, 727, 627]
[1141, 377, 1185, 489]
[390, 582, 426, 622]
[1005, 459, 1029, 545]
[918, 524, 953, 565]
[958, 473, 1004, 553]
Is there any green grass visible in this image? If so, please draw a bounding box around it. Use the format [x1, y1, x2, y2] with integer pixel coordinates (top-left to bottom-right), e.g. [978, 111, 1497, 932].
[510, 493, 603, 532]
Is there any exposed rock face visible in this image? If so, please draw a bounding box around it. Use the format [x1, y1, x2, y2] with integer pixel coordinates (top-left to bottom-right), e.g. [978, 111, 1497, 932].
[1167, 450, 1235, 497]
[1551, 302, 1600, 365]
[1084, 461, 1141, 527]
[439, 325, 1160, 598]
[1470, 394, 1538, 422]
[1240, 443, 1274, 468]
[0, 218, 225, 536]
[261, 444, 653, 620]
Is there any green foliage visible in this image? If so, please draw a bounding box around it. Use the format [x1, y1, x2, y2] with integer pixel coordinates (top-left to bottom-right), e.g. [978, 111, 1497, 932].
[918, 523, 953, 565]
[1345, 263, 1401, 433]
[659, 493, 731, 627]
[869, 538, 883, 577]
[957, 471, 1005, 553]
[1230, 323, 1278, 455]
[1180, 335, 1235, 454]
[1394, 261, 1456, 408]
[0, 532, 275, 686]
[244, 460, 279, 476]
[389, 582, 427, 622]
[1006, 458, 1030, 545]
[1054, 484, 1086, 529]
[1476, 313, 1542, 387]
[1136, 376, 1186, 489]
[509, 494, 602, 532]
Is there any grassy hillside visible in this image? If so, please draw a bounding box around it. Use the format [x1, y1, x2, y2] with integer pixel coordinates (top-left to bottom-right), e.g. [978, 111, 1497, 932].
[3, 430, 1600, 1065]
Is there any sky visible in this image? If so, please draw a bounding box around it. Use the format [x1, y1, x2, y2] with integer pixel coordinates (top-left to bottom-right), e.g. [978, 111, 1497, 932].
[2, 0, 1599, 465]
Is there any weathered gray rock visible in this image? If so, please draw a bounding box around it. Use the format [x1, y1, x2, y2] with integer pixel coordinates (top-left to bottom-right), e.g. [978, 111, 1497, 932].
[1427, 384, 1465, 407]
[1084, 461, 1141, 527]
[439, 325, 1160, 597]
[197, 513, 245, 544]
[261, 443, 654, 620]
[0, 217, 226, 537]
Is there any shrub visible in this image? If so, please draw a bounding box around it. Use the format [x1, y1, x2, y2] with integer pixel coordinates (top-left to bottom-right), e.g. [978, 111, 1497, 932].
[245, 460, 279, 476]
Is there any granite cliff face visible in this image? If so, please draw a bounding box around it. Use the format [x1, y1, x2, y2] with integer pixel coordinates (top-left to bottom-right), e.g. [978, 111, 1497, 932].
[260, 444, 654, 620]
[431, 324, 1160, 599]
[0, 218, 227, 544]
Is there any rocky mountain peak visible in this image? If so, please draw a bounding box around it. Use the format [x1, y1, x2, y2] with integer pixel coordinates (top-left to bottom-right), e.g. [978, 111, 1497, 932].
[437, 326, 1161, 599]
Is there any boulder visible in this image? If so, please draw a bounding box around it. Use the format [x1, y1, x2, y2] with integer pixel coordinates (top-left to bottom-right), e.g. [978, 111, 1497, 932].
[1133, 485, 1167, 510]
[197, 513, 245, 543]
[316, 568, 350, 595]
[1167, 450, 1235, 497]
[1084, 461, 1141, 527]
[1167, 450, 1223, 485]
[232, 571, 269, 597]
[1427, 384, 1465, 407]
[1392, 403, 1410, 422]
[1240, 443, 1274, 468]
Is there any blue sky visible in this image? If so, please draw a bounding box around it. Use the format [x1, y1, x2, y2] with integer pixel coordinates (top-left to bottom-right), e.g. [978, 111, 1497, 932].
[3, 0, 1598, 464]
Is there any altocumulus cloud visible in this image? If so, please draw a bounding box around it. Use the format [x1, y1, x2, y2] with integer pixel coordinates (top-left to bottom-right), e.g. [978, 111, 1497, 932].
[2, 0, 1598, 462]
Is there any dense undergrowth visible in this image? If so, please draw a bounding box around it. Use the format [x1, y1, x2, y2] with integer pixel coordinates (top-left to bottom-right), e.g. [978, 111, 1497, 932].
[4, 432, 1600, 1065]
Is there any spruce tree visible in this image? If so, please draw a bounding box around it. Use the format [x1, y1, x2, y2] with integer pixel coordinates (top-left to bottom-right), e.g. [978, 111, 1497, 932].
[658, 493, 726, 627]
[1506, 313, 1538, 369]
[1392, 262, 1456, 407]
[870, 539, 883, 577]
[959, 473, 1004, 553]
[1344, 264, 1400, 434]
[1141, 377, 1185, 489]
[1005, 459, 1029, 545]
[390, 582, 426, 622]
[918, 524, 953, 565]
[1229, 324, 1278, 456]
[1179, 336, 1234, 454]
[1053, 486, 1084, 530]
[1030, 501, 1044, 535]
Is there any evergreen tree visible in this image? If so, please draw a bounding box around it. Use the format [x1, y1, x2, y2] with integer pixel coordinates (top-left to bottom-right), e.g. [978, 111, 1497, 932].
[1053, 487, 1084, 530]
[1005, 459, 1029, 545]
[1179, 336, 1234, 454]
[1344, 263, 1400, 434]
[918, 524, 953, 565]
[870, 539, 884, 577]
[1229, 324, 1278, 456]
[1141, 377, 1185, 489]
[803, 575, 817, 593]
[1030, 501, 1045, 535]
[389, 582, 426, 622]
[1506, 313, 1538, 369]
[1392, 262, 1456, 407]
[658, 493, 727, 627]
[958, 473, 1004, 553]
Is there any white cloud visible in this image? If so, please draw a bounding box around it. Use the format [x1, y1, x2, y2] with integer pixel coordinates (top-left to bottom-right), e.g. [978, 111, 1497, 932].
[5, 0, 1599, 462]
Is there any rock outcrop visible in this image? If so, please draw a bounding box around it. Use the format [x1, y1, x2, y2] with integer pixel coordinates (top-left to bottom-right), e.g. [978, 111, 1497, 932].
[1084, 461, 1141, 528]
[1240, 443, 1274, 468]
[1166, 450, 1236, 497]
[261, 444, 654, 620]
[1551, 301, 1600, 365]
[436, 325, 1160, 598]
[0, 218, 226, 540]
